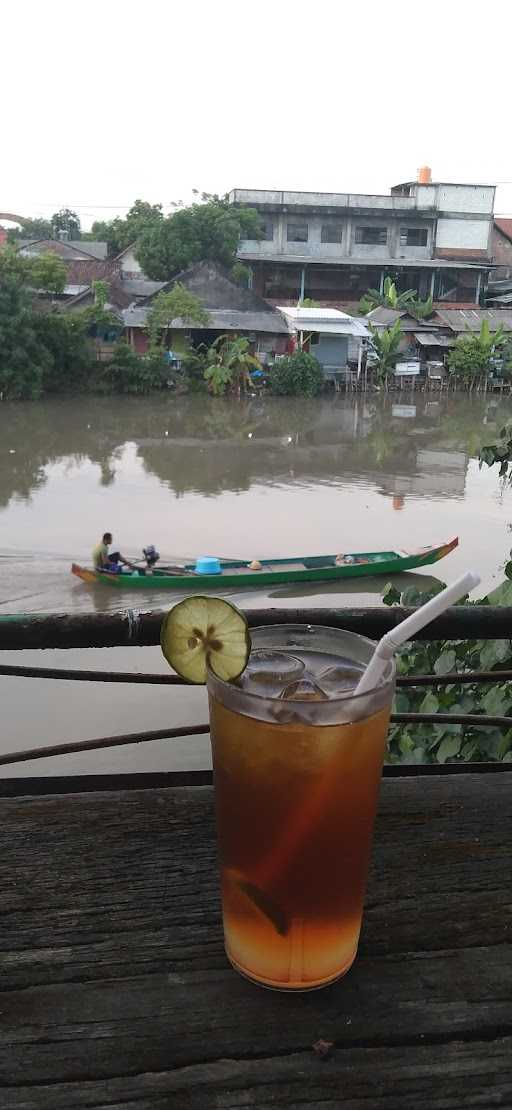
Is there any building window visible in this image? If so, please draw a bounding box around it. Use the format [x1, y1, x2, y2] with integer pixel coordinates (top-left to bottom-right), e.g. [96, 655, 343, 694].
[260, 219, 274, 241]
[321, 223, 343, 244]
[287, 222, 309, 243]
[400, 227, 428, 247]
[355, 226, 388, 245]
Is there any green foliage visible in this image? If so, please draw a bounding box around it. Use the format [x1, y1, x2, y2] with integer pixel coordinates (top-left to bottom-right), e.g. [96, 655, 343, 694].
[33, 313, 93, 394]
[368, 319, 402, 382]
[50, 208, 81, 240]
[230, 261, 252, 288]
[0, 248, 52, 399]
[359, 277, 433, 320]
[29, 252, 67, 294]
[409, 294, 433, 320]
[146, 285, 209, 351]
[479, 413, 512, 481]
[204, 336, 261, 396]
[359, 276, 416, 314]
[382, 575, 512, 765]
[90, 342, 171, 395]
[7, 217, 53, 241]
[448, 320, 506, 385]
[135, 194, 262, 281]
[180, 344, 209, 390]
[299, 298, 321, 308]
[91, 199, 164, 257]
[269, 351, 324, 397]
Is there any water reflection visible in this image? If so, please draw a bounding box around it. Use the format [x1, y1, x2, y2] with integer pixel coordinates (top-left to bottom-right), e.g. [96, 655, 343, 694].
[1, 392, 511, 509]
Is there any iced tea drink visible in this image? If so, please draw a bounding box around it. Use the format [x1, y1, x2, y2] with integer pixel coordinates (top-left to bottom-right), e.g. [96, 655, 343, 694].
[208, 625, 395, 990]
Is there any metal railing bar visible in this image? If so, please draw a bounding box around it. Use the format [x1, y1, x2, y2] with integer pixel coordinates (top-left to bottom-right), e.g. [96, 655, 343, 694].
[0, 711, 510, 770]
[1, 664, 512, 687]
[1, 605, 512, 649]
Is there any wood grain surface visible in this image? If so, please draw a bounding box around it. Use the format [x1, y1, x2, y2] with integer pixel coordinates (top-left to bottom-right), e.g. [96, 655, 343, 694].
[1, 775, 511, 1109]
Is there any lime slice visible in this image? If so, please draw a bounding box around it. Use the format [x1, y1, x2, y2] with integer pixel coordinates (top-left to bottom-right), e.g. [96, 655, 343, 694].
[160, 595, 251, 684]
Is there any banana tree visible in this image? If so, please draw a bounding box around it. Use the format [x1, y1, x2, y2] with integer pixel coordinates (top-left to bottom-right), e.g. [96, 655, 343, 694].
[204, 336, 262, 396]
[368, 319, 403, 385]
[447, 320, 507, 391]
[359, 276, 416, 314]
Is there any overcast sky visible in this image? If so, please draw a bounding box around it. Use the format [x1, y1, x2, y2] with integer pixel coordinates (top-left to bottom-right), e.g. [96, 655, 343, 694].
[2, 0, 512, 230]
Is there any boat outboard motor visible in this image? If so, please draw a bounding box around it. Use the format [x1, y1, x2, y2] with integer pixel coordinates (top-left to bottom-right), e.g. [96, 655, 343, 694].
[143, 545, 160, 567]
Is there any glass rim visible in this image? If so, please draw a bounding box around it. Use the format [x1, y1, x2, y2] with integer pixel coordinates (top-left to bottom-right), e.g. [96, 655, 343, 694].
[207, 622, 395, 705]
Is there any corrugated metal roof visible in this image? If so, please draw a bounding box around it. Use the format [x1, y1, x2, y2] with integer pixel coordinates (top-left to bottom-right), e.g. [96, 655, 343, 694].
[435, 309, 512, 332]
[121, 279, 166, 298]
[487, 293, 512, 305]
[238, 251, 490, 270]
[366, 307, 403, 326]
[123, 306, 290, 335]
[278, 306, 369, 337]
[414, 332, 455, 347]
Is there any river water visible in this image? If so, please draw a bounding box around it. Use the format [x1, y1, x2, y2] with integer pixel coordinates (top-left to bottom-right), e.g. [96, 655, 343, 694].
[1, 391, 512, 777]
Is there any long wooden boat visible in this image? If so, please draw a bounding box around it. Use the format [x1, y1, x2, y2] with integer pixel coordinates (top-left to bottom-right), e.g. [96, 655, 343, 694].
[71, 537, 458, 590]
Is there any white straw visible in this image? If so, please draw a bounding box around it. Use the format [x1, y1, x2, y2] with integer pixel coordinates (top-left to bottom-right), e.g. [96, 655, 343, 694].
[354, 570, 481, 696]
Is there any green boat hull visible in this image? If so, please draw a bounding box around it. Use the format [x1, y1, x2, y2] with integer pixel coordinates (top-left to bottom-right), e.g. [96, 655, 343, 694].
[71, 538, 458, 591]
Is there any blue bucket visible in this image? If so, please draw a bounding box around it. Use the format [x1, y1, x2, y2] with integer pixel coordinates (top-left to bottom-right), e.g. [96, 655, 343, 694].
[195, 556, 222, 575]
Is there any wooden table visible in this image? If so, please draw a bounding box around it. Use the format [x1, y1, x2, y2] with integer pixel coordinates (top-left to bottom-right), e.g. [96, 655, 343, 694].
[1, 771, 511, 1109]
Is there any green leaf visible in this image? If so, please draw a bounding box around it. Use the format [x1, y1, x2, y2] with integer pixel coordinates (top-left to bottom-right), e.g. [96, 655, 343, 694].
[399, 732, 414, 755]
[393, 692, 410, 713]
[434, 650, 456, 675]
[482, 686, 507, 717]
[419, 691, 439, 715]
[479, 639, 512, 669]
[486, 578, 512, 605]
[436, 735, 462, 763]
[497, 729, 512, 759]
[382, 582, 401, 607]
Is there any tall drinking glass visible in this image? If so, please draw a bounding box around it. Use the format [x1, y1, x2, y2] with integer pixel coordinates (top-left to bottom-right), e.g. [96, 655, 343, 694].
[207, 625, 395, 991]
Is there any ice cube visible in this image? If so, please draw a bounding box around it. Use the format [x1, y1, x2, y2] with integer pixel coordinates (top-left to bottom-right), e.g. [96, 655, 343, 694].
[316, 664, 362, 697]
[237, 650, 304, 696]
[279, 676, 328, 701]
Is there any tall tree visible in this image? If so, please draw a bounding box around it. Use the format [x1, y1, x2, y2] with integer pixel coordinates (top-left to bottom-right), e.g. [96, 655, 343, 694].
[0, 248, 52, 399]
[135, 194, 262, 280]
[90, 199, 164, 257]
[51, 208, 81, 240]
[7, 217, 53, 242]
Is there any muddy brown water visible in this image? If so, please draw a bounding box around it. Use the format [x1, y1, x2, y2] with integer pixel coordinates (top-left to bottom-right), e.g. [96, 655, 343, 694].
[1, 391, 511, 777]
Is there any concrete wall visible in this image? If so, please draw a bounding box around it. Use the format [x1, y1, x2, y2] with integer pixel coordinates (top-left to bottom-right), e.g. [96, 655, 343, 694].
[233, 183, 495, 264]
[230, 189, 416, 212]
[436, 218, 490, 251]
[239, 212, 434, 265]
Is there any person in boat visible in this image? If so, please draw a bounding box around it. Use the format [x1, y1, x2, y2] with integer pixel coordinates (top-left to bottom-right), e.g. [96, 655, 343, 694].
[92, 532, 134, 574]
